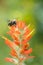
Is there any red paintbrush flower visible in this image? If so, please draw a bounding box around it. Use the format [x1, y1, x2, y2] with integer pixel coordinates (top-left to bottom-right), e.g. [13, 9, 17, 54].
[1, 20, 35, 65]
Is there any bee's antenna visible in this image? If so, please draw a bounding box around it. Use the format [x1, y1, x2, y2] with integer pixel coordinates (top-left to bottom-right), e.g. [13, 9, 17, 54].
[8, 20, 10, 22]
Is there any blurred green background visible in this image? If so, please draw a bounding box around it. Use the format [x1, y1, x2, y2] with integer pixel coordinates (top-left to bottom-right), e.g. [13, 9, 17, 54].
[0, 0, 43, 65]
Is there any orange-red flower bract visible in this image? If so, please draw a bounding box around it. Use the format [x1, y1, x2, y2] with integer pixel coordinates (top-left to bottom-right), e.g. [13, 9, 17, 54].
[10, 49, 18, 58]
[5, 58, 14, 62]
[2, 20, 35, 65]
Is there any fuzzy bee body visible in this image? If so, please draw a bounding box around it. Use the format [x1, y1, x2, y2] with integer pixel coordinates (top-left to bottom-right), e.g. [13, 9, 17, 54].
[8, 20, 16, 26]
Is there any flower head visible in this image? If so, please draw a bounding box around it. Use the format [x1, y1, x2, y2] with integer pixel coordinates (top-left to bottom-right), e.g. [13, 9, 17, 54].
[1, 20, 35, 65]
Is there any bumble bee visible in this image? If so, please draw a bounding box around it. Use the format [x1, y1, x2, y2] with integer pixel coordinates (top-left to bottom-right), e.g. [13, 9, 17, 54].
[8, 19, 16, 26]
